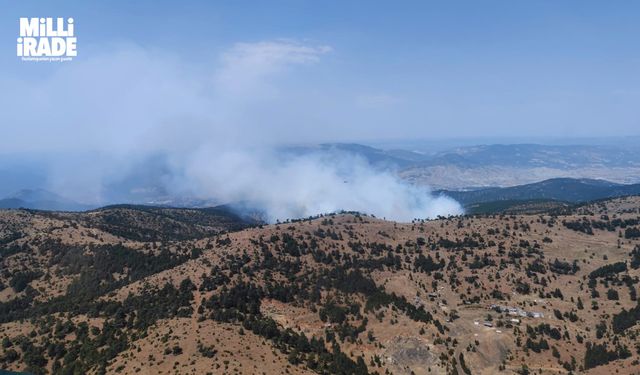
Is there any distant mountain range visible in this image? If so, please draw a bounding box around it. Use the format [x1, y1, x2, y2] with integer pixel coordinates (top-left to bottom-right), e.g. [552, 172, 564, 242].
[279, 142, 640, 191]
[3, 177, 640, 216]
[3, 143, 640, 212]
[420, 144, 640, 169]
[0, 189, 93, 211]
[288, 142, 640, 170]
[438, 178, 640, 205]
[436, 178, 640, 214]
[281, 143, 640, 189]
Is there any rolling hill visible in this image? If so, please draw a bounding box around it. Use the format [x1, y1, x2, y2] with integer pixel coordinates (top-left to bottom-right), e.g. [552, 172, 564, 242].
[1, 196, 640, 374]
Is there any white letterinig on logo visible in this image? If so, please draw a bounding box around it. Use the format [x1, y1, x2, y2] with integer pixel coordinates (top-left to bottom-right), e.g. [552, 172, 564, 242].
[17, 17, 77, 62]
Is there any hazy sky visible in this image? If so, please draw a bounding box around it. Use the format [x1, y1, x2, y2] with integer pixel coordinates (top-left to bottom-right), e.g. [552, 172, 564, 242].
[2, 0, 640, 148]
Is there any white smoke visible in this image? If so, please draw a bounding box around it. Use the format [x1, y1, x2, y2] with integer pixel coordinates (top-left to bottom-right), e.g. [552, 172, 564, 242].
[172, 148, 462, 222]
[0, 40, 463, 221]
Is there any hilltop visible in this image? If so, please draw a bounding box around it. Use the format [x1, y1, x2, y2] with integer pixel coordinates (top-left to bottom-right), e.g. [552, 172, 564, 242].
[1, 198, 640, 374]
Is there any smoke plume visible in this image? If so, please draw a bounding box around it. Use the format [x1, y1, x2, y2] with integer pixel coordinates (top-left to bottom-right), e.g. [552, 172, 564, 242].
[0, 41, 463, 221]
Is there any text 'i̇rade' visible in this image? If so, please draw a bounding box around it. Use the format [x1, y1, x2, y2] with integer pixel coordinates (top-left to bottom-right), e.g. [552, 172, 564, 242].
[17, 17, 77, 61]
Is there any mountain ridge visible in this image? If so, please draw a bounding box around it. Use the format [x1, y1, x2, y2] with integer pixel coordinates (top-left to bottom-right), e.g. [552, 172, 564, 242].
[438, 177, 640, 208]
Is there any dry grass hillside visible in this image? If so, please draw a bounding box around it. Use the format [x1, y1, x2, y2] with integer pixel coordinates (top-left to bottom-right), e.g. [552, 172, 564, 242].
[2, 197, 640, 374]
